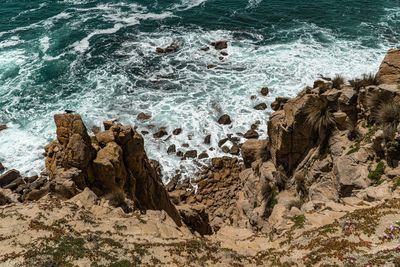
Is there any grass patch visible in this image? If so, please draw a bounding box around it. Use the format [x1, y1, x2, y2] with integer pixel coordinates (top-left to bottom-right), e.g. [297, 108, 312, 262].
[291, 215, 306, 229]
[368, 161, 385, 181]
[392, 177, 400, 191]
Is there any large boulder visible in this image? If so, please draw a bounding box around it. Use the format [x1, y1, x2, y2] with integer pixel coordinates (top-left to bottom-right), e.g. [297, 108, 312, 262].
[268, 95, 314, 173]
[241, 139, 268, 168]
[376, 48, 400, 84]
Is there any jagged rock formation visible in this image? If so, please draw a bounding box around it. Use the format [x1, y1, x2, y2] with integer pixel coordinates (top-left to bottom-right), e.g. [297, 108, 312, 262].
[377, 48, 400, 84]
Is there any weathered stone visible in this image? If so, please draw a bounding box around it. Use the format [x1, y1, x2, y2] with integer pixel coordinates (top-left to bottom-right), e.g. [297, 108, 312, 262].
[222, 146, 230, 153]
[0, 162, 4, 173]
[211, 40, 228, 50]
[204, 134, 211, 144]
[172, 128, 182, 135]
[0, 169, 21, 188]
[218, 114, 232, 125]
[137, 112, 151, 121]
[198, 152, 209, 159]
[184, 150, 197, 159]
[244, 130, 259, 139]
[261, 87, 269, 96]
[167, 144, 176, 154]
[218, 138, 229, 147]
[241, 140, 267, 168]
[376, 48, 400, 84]
[230, 145, 240, 155]
[153, 128, 168, 138]
[254, 103, 267, 110]
[271, 97, 290, 111]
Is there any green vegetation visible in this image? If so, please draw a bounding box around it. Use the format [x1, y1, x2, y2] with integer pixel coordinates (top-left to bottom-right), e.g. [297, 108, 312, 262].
[349, 73, 378, 90]
[291, 215, 306, 229]
[368, 161, 385, 181]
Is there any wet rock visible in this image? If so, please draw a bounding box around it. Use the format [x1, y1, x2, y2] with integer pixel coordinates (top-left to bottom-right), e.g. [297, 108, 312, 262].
[220, 51, 228, 56]
[173, 128, 182, 135]
[0, 124, 7, 132]
[103, 120, 116, 130]
[230, 145, 240, 155]
[218, 114, 232, 125]
[0, 163, 4, 173]
[254, 103, 267, 110]
[261, 87, 269, 96]
[271, 97, 290, 111]
[200, 46, 210, 51]
[156, 42, 179, 54]
[176, 151, 184, 157]
[204, 134, 211, 144]
[141, 130, 149, 135]
[222, 146, 230, 153]
[218, 138, 229, 147]
[153, 128, 168, 138]
[207, 64, 217, 69]
[211, 40, 228, 50]
[244, 130, 259, 139]
[198, 152, 209, 159]
[184, 150, 197, 159]
[250, 95, 257, 100]
[0, 169, 21, 187]
[91, 126, 101, 135]
[167, 144, 176, 155]
[182, 143, 190, 148]
[137, 112, 151, 121]
[251, 124, 258, 130]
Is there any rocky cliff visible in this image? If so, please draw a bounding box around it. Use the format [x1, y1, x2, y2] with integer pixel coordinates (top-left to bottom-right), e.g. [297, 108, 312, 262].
[1, 49, 400, 266]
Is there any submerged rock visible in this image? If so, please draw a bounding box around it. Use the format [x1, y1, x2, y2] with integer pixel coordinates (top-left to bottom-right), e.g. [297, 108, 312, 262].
[0, 124, 7, 132]
[244, 129, 259, 139]
[260, 87, 269, 96]
[156, 42, 179, 54]
[137, 112, 151, 121]
[153, 128, 168, 138]
[254, 103, 267, 110]
[211, 40, 228, 50]
[173, 128, 182, 135]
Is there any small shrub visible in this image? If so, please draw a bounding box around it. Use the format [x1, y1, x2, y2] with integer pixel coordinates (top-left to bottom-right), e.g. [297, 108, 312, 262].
[261, 183, 278, 218]
[392, 177, 400, 191]
[332, 74, 345, 89]
[350, 73, 378, 91]
[368, 161, 385, 181]
[291, 215, 306, 229]
[304, 96, 336, 142]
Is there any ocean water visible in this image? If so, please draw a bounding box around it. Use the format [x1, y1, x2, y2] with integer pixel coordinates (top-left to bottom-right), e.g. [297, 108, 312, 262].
[0, 0, 400, 181]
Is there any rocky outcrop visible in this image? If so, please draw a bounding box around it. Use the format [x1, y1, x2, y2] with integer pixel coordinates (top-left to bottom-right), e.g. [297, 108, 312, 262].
[43, 113, 181, 225]
[377, 48, 400, 84]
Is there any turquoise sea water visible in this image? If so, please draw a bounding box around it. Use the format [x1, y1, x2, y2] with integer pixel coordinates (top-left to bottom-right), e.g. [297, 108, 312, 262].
[0, 0, 400, 180]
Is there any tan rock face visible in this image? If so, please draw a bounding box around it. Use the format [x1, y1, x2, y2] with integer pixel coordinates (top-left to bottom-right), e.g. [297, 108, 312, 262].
[45, 113, 181, 226]
[268, 96, 314, 173]
[377, 48, 400, 84]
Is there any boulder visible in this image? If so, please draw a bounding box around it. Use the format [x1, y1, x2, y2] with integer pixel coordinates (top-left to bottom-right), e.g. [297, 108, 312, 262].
[244, 130, 259, 139]
[268, 95, 314, 173]
[271, 97, 290, 111]
[137, 112, 151, 121]
[376, 48, 400, 84]
[0, 124, 7, 132]
[211, 41, 228, 50]
[153, 128, 168, 138]
[0, 169, 21, 187]
[0, 162, 4, 173]
[167, 144, 176, 154]
[241, 140, 267, 168]
[218, 114, 232, 125]
[260, 87, 269, 96]
[254, 103, 267, 110]
[229, 145, 240, 155]
[0, 188, 20, 205]
[198, 152, 209, 159]
[172, 128, 182, 135]
[184, 150, 197, 159]
[204, 134, 211, 144]
[156, 42, 179, 53]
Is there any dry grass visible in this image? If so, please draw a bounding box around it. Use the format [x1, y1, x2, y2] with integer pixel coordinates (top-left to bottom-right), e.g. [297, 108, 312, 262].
[304, 96, 336, 138]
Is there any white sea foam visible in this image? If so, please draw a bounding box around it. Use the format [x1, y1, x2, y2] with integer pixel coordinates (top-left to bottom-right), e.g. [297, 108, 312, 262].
[170, 0, 208, 11]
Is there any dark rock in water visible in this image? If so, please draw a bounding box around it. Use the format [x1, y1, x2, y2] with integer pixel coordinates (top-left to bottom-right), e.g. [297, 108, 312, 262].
[221, 146, 230, 153]
[173, 128, 182, 135]
[204, 134, 211, 145]
[198, 151, 209, 159]
[166, 174, 180, 192]
[200, 47, 210, 51]
[137, 112, 151, 121]
[220, 51, 228, 56]
[251, 124, 258, 130]
[271, 97, 290, 111]
[211, 40, 228, 50]
[207, 64, 217, 69]
[218, 114, 232, 125]
[254, 103, 267, 110]
[0, 162, 4, 173]
[255, 120, 261, 125]
[167, 144, 176, 154]
[250, 95, 257, 100]
[218, 138, 229, 147]
[218, 56, 224, 61]
[244, 129, 259, 139]
[182, 143, 190, 148]
[184, 150, 197, 159]
[141, 130, 149, 135]
[153, 128, 168, 138]
[64, 110, 74, 114]
[229, 136, 240, 143]
[261, 87, 269, 96]
[0, 124, 7, 132]
[176, 151, 184, 157]
[230, 145, 240, 155]
[0, 169, 21, 187]
[103, 120, 115, 130]
[156, 42, 179, 54]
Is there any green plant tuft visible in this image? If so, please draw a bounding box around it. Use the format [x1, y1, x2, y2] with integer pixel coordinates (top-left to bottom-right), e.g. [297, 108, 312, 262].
[368, 161, 385, 181]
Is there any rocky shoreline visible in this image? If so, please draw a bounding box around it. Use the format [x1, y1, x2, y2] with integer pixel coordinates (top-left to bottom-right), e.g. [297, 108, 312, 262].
[1, 49, 400, 266]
